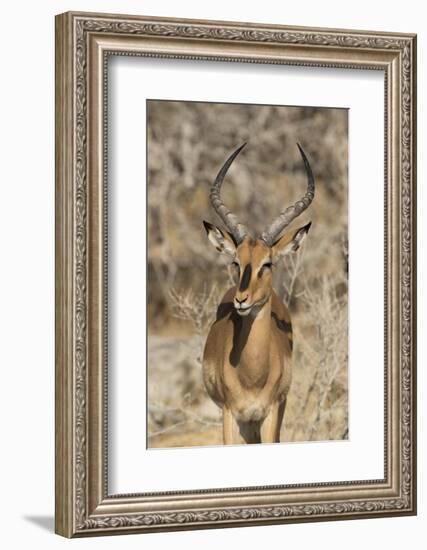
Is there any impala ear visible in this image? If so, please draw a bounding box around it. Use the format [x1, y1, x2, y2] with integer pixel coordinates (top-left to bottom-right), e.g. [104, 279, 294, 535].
[272, 222, 311, 260]
[203, 221, 237, 257]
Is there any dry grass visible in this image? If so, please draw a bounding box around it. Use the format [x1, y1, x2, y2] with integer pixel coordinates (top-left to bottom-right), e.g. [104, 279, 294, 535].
[147, 100, 348, 448]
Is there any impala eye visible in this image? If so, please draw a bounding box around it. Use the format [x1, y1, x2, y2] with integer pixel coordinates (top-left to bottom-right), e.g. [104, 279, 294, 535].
[258, 262, 272, 277]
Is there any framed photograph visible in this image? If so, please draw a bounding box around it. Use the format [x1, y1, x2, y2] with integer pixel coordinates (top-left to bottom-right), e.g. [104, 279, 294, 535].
[55, 11, 417, 537]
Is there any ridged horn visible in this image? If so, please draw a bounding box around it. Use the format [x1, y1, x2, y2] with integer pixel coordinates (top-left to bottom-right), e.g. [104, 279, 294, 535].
[261, 143, 315, 246]
[210, 143, 249, 244]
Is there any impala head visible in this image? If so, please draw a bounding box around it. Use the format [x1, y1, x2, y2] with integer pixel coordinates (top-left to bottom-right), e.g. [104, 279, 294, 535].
[203, 143, 314, 316]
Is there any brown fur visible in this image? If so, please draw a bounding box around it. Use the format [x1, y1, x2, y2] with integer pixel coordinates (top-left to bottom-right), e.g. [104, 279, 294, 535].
[202, 235, 297, 444]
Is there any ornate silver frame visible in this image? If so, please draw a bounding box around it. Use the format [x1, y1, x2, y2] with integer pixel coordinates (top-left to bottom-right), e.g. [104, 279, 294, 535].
[55, 11, 417, 537]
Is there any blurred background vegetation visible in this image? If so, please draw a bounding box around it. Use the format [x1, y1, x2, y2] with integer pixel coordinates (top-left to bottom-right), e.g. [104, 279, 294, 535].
[147, 100, 348, 448]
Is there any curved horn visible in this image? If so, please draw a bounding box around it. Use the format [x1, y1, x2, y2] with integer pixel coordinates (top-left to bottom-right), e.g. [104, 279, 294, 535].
[261, 143, 315, 246]
[210, 143, 249, 244]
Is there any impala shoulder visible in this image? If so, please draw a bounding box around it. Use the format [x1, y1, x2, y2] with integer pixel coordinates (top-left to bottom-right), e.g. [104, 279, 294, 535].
[270, 292, 293, 336]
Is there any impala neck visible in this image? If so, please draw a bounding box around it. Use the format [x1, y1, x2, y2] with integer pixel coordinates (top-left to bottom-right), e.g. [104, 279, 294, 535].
[230, 296, 272, 387]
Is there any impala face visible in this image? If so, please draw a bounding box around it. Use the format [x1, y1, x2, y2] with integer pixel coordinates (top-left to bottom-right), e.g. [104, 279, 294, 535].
[232, 237, 273, 316]
[233, 237, 273, 315]
[203, 141, 314, 316]
[203, 222, 312, 316]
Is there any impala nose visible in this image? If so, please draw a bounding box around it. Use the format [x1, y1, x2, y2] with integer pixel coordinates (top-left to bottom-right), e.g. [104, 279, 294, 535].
[234, 294, 252, 316]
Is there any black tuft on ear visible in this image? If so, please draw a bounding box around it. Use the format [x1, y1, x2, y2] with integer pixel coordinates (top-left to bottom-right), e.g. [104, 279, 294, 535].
[291, 221, 312, 251]
[202, 220, 237, 256]
[204, 220, 238, 246]
[203, 220, 214, 234]
[302, 221, 312, 233]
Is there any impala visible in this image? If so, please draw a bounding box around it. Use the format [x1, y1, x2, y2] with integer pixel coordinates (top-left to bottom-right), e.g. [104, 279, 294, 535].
[202, 142, 315, 444]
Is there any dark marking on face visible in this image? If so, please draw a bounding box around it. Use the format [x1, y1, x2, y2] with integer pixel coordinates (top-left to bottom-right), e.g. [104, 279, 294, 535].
[239, 264, 252, 292]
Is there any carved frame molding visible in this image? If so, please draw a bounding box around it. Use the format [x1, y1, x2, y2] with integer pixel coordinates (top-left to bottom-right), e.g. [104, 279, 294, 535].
[55, 11, 416, 537]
